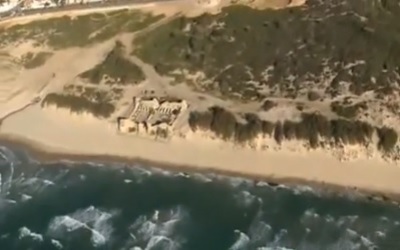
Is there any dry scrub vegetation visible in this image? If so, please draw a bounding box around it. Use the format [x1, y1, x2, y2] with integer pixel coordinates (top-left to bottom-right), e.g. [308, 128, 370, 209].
[132, 0, 400, 153]
[133, 1, 400, 101]
[80, 41, 145, 85]
[0, 9, 164, 49]
[42, 84, 124, 118]
[21, 52, 53, 69]
[189, 107, 398, 153]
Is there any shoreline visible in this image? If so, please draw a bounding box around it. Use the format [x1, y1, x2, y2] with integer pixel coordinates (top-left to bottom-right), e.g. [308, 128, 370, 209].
[1, 133, 399, 205]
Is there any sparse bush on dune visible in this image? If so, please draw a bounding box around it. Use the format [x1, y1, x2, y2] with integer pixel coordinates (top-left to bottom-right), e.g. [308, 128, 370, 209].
[273, 121, 284, 145]
[234, 113, 262, 143]
[261, 99, 276, 111]
[0, 10, 164, 49]
[377, 127, 398, 153]
[134, 2, 400, 100]
[307, 91, 320, 101]
[80, 41, 145, 85]
[41, 92, 115, 118]
[187, 107, 398, 152]
[209, 106, 237, 140]
[330, 101, 368, 119]
[22, 52, 53, 69]
[188, 110, 213, 131]
[261, 120, 275, 136]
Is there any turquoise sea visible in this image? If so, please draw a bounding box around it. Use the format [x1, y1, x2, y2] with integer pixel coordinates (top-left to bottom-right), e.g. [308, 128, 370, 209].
[0, 145, 400, 250]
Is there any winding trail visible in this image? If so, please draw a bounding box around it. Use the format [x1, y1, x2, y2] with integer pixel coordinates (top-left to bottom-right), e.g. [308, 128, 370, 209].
[0, 75, 52, 130]
[0, 101, 36, 130]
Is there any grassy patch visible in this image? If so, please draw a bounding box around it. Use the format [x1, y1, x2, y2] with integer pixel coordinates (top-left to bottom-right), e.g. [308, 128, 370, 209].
[0, 10, 164, 49]
[80, 41, 145, 85]
[41, 88, 116, 118]
[22, 51, 53, 69]
[133, 1, 400, 100]
[330, 101, 368, 119]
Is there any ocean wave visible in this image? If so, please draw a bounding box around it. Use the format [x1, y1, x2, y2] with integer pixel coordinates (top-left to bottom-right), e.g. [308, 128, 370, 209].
[0, 145, 399, 250]
[234, 190, 259, 208]
[47, 206, 118, 247]
[189, 173, 212, 183]
[18, 227, 43, 242]
[0, 146, 18, 164]
[229, 230, 250, 250]
[51, 239, 63, 249]
[126, 206, 188, 249]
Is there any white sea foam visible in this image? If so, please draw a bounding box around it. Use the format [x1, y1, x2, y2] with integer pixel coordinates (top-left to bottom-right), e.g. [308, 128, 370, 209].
[149, 167, 172, 176]
[227, 177, 252, 188]
[87, 162, 105, 168]
[145, 235, 177, 250]
[14, 176, 55, 195]
[135, 220, 157, 241]
[255, 181, 270, 187]
[128, 206, 188, 249]
[190, 173, 212, 183]
[43, 179, 55, 185]
[175, 172, 190, 178]
[248, 221, 273, 244]
[270, 229, 289, 247]
[229, 230, 250, 250]
[0, 198, 17, 211]
[234, 190, 257, 208]
[276, 184, 289, 190]
[47, 206, 118, 247]
[0, 146, 18, 163]
[375, 230, 386, 237]
[321, 237, 377, 250]
[129, 167, 152, 182]
[259, 247, 294, 250]
[18, 227, 43, 242]
[51, 239, 63, 249]
[0, 162, 14, 195]
[293, 185, 316, 195]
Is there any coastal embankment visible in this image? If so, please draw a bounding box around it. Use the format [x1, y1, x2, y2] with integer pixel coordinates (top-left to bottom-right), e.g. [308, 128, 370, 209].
[1, 105, 400, 204]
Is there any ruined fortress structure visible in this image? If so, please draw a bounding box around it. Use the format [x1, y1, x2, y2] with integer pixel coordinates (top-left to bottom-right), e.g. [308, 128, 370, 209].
[117, 97, 188, 139]
[196, 0, 220, 7]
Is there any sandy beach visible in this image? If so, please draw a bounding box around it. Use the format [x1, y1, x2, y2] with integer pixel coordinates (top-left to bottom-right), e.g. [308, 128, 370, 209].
[0, 104, 400, 203]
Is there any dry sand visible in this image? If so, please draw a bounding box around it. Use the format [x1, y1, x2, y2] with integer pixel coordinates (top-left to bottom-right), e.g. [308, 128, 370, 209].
[0, 3, 159, 27]
[1, 104, 400, 202]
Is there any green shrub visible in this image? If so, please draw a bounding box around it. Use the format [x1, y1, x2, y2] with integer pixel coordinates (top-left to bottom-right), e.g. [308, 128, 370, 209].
[133, 2, 400, 100]
[187, 107, 394, 153]
[209, 106, 237, 140]
[0, 10, 164, 49]
[23, 52, 53, 69]
[80, 41, 145, 85]
[307, 90, 320, 101]
[377, 126, 398, 152]
[42, 92, 115, 118]
[330, 101, 368, 119]
[261, 99, 276, 111]
[188, 110, 213, 131]
[234, 113, 262, 143]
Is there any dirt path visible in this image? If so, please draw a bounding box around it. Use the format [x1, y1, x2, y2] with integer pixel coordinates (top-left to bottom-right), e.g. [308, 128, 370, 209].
[0, 101, 37, 130]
